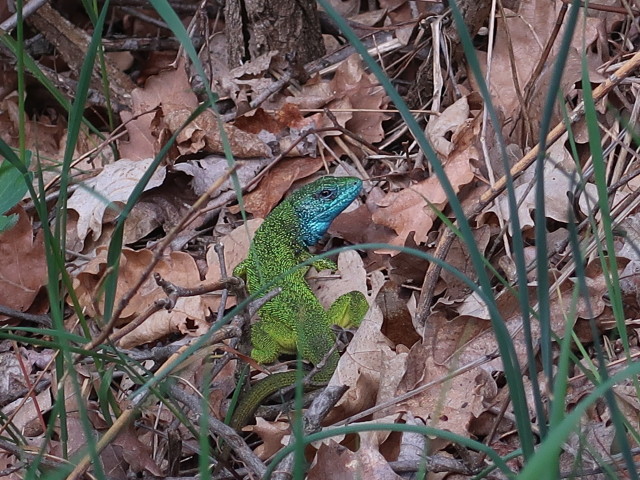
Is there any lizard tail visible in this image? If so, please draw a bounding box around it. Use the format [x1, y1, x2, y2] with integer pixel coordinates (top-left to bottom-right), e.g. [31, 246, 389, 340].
[229, 370, 305, 431]
[216, 370, 305, 471]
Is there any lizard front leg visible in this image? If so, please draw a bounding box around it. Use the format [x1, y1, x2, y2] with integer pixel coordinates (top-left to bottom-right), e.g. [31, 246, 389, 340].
[327, 291, 368, 328]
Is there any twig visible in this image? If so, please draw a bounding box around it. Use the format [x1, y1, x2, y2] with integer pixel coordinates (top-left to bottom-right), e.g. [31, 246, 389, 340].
[107, 275, 244, 346]
[119, 6, 170, 30]
[271, 385, 348, 480]
[559, 0, 640, 15]
[101, 36, 204, 52]
[0, 305, 51, 327]
[108, 0, 222, 16]
[0, 438, 64, 470]
[237, 125, 376, 195]
[169, 385, 267, 478]
[389, 457, 478, 476]
[0, 0, 48, 33]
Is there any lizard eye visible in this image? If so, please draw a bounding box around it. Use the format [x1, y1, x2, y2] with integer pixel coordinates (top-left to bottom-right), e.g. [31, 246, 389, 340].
[317, 188, 336, 200]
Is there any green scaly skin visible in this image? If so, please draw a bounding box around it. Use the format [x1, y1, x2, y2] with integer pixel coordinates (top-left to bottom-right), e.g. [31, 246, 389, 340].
[230, 176, 369, 431]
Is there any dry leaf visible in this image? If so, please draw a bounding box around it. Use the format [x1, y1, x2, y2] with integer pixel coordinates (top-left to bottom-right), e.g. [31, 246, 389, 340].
[173, 154, 271, 198]
[112, 424, 164, 476]
[0, 206, 47, 319]
[377, 281, 421, 349]
[372, 153, 474, 249]
[159, 104, 272, 158]
[394, 341, 497, 438]
[73, 248, 208, 348]
[481, 134, 598, 233]
[327, 264, 392, 419]
[241, 157, 325, 217]
[310, 250, 370, 310]
[372, 100, 478, 250]
[67, 158, 166, 244]
[327, 55, 390, 144]
[118, 62, 197, 161]
[426, 96, 471, 157]
[249, 417, 290, 460]
[309, 441, 403, 480]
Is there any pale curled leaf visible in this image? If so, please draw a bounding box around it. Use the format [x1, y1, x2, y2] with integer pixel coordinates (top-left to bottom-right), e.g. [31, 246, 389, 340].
[67, 158, 166, 244]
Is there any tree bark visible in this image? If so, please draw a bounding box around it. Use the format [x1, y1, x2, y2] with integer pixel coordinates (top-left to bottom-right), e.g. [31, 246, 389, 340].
[225, 0, 325, 69]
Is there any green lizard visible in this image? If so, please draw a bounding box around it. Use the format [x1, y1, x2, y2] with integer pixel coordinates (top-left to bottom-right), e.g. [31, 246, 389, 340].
[230, 175, 369, 431]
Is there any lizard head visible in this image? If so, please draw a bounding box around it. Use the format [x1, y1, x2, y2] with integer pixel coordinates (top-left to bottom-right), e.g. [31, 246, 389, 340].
[289, 176, 362, 246]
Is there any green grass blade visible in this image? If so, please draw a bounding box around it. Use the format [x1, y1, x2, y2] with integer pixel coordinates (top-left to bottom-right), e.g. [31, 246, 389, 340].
[445, 0, 540, 455]
[579, 42, 637, 480]
[532, 1, 582, 431]
[518, 359, 640, 479]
